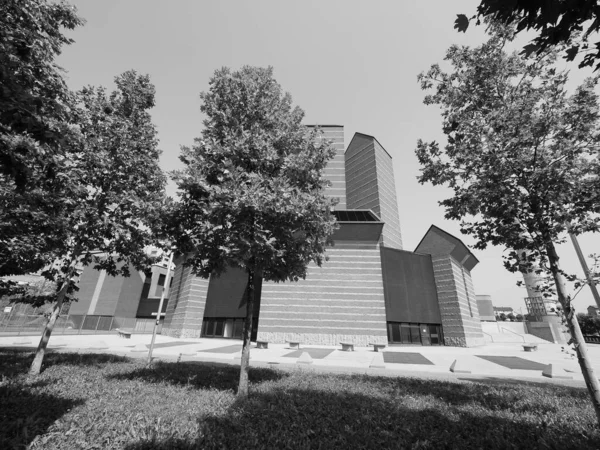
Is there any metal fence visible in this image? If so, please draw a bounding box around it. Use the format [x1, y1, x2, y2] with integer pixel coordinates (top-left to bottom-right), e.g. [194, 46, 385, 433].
[0, 311, 162, 336]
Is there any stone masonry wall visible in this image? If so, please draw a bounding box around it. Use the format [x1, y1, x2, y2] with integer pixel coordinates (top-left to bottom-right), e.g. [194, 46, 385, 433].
[431, 255, 484, 347]
[257, 242, 388, 346]
[162, 263, 210, 338]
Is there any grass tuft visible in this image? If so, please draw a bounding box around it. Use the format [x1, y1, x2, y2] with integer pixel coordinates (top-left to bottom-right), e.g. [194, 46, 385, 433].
[0, 350, 598, 449]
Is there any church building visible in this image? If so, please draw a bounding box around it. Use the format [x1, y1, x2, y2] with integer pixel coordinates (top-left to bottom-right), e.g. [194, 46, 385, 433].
[162, 126, 485, 347]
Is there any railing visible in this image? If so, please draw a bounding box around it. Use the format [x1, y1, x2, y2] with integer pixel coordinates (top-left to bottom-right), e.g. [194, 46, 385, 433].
[0, 313, 161, 336]
[481, 330, 494, 343]
[501, 327, 526, 343]
[584, 335, 600, 344]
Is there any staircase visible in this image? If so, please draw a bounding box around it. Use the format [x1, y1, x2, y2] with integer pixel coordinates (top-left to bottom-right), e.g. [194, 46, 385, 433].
[483, 333, 550, 344]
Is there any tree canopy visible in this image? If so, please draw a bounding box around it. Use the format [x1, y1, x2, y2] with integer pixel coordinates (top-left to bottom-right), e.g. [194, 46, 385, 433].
[0, 0, 84, 288]
[417, 25, 600, 271]
[28, 70, 167, 376]
[169, 66, 337, 396]
[456, 1, 600, 70]
[416, 23, 600, 423]
[170, 66, 337, 283]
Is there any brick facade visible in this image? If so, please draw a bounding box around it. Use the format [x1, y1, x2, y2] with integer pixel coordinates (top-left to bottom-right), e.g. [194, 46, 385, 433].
[416, 226, 485, 347]
[162, 262, 210, 338]
[257, 241, 388, 346]
[346, 133, 403, 249]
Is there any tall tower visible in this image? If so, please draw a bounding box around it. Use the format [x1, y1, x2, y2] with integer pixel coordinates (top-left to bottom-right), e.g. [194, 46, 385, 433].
[307, 125, 346, 209]
[345, 133, 403, 249]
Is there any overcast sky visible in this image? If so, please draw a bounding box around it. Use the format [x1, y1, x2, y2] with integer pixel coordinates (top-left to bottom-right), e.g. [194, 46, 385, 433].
[56, 0, 599, 314]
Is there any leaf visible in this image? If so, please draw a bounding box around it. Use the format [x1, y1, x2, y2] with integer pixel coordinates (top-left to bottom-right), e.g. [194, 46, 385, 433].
[565, 45, 579, 61]
[454, 14, 470, 33]
[520, 43, 540, 57]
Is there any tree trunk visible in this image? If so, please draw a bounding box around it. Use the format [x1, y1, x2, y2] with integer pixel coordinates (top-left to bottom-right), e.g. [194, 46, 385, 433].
[29, 256, 78, 377]
[546, 240, 600, 425]
[238, 267, 261, 398]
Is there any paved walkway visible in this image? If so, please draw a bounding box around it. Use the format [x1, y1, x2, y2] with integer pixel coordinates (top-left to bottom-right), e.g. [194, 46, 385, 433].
[1, 333, 597, 388]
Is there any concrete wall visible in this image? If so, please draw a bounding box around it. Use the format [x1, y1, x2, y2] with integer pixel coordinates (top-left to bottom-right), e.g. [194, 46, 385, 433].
[257, 241, 388, 346]
[70, 263, 144, 318]
[481, 321, 528, 335]
[527, 317, 568, 344]
[381, 247, 441, 324]
[476, 295, 496, 321]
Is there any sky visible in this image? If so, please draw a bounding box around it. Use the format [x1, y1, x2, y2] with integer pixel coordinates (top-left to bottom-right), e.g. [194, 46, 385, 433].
[55, 0, 599, 315]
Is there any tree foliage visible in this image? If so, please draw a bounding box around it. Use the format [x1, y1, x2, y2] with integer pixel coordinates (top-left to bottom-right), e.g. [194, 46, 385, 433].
[417, 26, 600, 274]
[456, 0, 600, 70]
[170, 66, 337, 282]
[169, 66, 337, 396]
[417, 23, 600, 423]
[578, 313, 600, 335]
[0, 0, 83, 289]
[27, 71, 167, 376]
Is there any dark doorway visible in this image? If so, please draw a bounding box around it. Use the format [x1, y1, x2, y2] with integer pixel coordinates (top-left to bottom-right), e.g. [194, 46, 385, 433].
[201, 317, 258, 341]
[387, 322, 443, 345]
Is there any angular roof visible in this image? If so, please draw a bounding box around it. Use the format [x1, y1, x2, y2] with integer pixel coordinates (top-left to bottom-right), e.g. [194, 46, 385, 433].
[346, 132, 393, 159]
[414, 225, 479, 271]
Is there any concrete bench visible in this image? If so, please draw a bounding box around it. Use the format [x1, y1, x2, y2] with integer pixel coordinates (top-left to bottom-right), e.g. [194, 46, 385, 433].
[522, 344, 538, 352]
[287, 341, 301, 349]
[369, 343, 387, 352]
[340, 342, 354, 352]
[116, 328, 132, 339]
[256, 340, 269, 349]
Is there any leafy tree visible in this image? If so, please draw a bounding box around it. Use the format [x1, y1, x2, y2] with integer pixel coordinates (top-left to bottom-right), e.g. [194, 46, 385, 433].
[455, 1, 600, 70]
[28, 71, 167, 376]
[506, 313, 516, 322]
[0, 0, 84, 292]
[498, 313, 507, 322]
[515, 314, 524, 322]
[169, 66, 337, 398]
[578, 313, 600, 335]
[416, 24, 600, 423]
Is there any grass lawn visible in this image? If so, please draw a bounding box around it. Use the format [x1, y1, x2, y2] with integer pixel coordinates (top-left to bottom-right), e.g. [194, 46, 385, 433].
[1, 350, 599, 449]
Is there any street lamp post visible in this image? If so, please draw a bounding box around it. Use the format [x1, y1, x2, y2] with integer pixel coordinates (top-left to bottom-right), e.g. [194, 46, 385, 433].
[569, 232, 600, 310]
[147, 251, 174, 364]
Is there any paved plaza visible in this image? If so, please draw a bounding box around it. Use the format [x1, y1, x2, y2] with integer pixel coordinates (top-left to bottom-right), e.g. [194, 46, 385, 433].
[1, 333, 597, 388]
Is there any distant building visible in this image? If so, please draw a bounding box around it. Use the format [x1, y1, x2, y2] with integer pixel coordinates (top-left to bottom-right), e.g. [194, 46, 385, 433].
[588, 306, 600, 316]
[493, 306, 514, 316]
[69, 253, 173, 323]
[161, 126, 486, 347]
[475, 295, 496, 321]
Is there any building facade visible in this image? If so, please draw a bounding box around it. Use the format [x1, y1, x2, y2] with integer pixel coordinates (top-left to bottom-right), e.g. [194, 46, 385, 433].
[162, 126, 485, 347]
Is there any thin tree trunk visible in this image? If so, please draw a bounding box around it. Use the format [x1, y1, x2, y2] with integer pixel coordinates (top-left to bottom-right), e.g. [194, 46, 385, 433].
[29, 255, 78, 377]
[238, 267, 261, 398]
[546, 240, 600, 425]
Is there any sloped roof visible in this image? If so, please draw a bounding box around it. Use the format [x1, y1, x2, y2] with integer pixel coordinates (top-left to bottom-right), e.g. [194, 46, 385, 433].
[415, 225, 479, 271]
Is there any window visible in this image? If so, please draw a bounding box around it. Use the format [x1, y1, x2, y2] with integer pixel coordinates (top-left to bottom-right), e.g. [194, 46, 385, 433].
[157, 274, 166, 287]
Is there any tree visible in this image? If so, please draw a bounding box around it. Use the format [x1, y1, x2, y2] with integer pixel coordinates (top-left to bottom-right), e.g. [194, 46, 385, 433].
[498, 313, 507, 322]
[416, 24, 600, 424]
[455, 1, 600, 70]
[28, 71, 167, 376]
[0, 0, 84, 292]
[506, 313, 516, 322]
[578, 313, 600, 335]
[169, 66, 337, 398]
[515, 314, 524, 322]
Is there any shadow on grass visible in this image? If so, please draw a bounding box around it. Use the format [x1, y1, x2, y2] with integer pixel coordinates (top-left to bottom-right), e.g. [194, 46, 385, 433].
[107, 360, 286, 392]
[0, 350, 130, 377]
[0, 383, 84, 449]
[122, 384, 600, 450]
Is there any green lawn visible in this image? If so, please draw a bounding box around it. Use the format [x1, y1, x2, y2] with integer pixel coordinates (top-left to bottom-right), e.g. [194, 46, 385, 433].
[1, 350, 598, 449]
